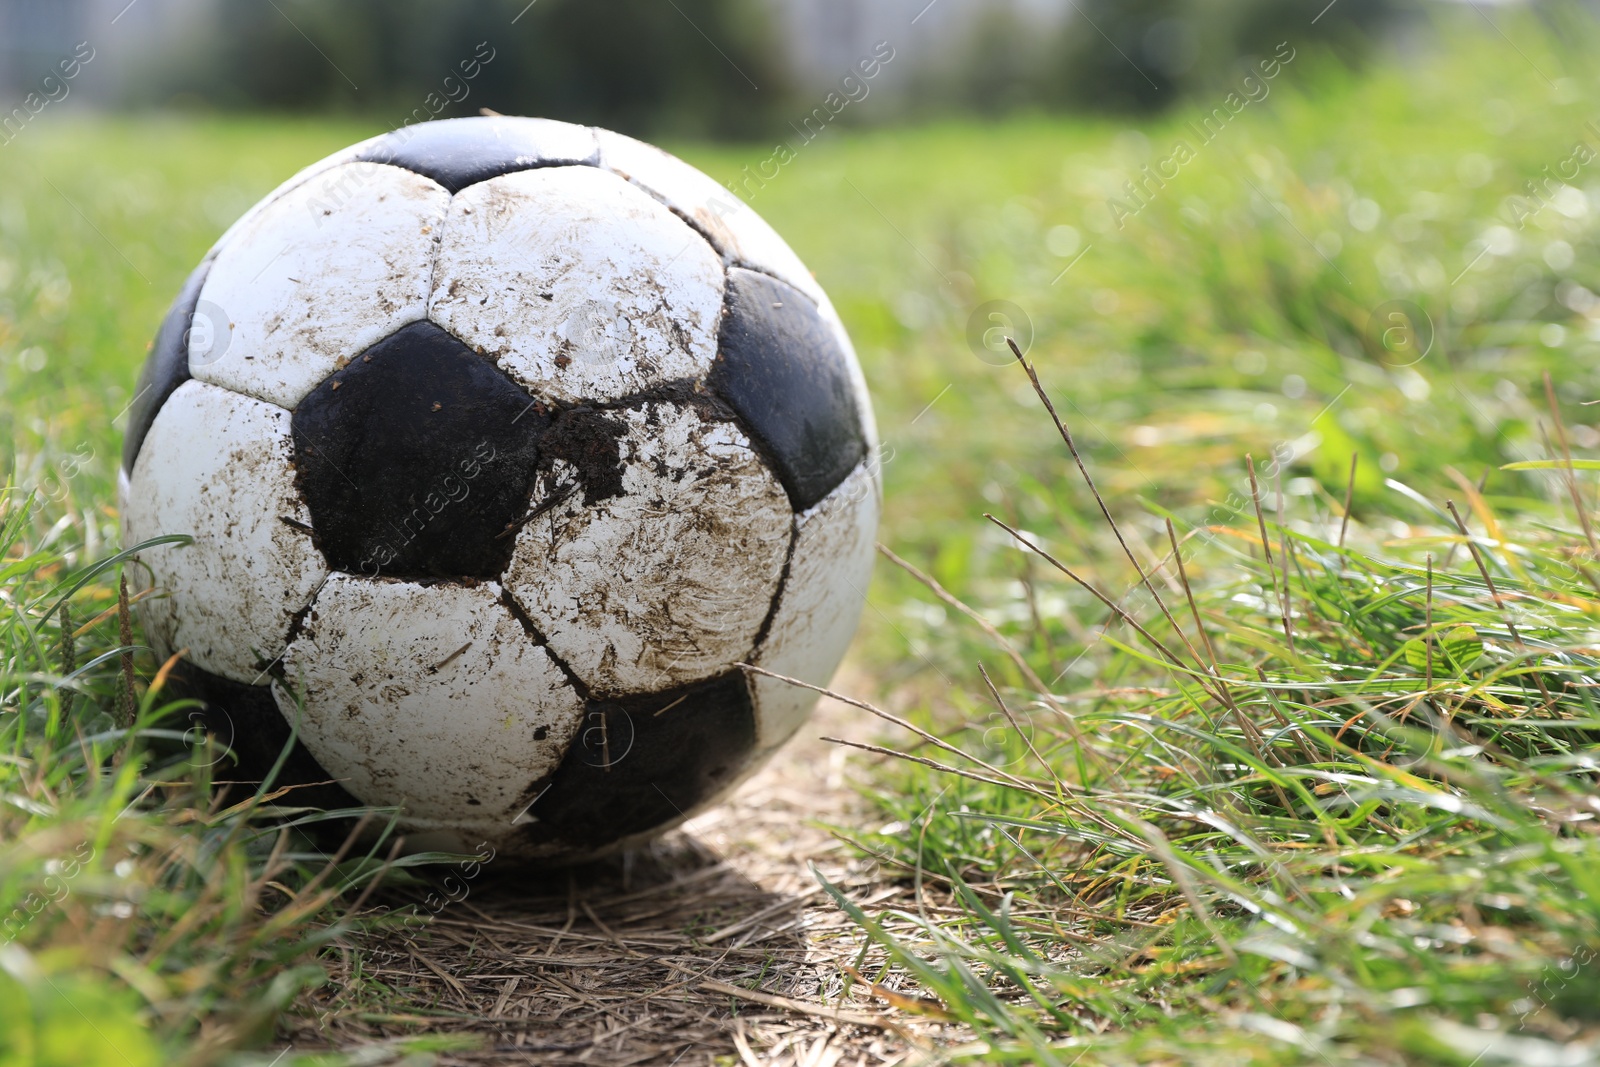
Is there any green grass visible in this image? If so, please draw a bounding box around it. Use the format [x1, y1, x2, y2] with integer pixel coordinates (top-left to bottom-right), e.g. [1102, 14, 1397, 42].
[3, 3, 1600, 1061]
[800, 11, 1600, 1065]
[834, 456, 1600, 1063]
[0, 499, 445, 1064]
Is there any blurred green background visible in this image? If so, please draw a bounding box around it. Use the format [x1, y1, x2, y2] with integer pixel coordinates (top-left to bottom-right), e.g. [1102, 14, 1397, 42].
[0, 0, 1410, 135]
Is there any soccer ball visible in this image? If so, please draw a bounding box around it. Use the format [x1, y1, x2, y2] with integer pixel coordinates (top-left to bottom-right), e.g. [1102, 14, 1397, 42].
[119, 116, 878, 861]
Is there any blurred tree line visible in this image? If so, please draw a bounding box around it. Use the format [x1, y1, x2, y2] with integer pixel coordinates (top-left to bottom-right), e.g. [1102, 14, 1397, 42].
[128, 0, 788, 139]
[918, 0, 1408, 117]
[122, 0, 1413, 138]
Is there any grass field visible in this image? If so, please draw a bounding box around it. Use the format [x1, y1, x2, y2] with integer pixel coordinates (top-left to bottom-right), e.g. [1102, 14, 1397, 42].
[4, 6, 1600, 1063]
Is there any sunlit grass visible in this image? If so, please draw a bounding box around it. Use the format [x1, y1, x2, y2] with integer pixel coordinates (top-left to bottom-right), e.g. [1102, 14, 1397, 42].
[842, 447, 1600, 1061]
[822, 13, 1600, 1063]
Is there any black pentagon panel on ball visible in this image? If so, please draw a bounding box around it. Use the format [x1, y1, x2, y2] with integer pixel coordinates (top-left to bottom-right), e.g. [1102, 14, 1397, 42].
[354, 116, 600, 194]
[292, 320, 551, 579]
[121, 255, 214, 473]
[709, 268, 867, 512]
[170, 662, 362, 813]
[519, 671, 757, 850]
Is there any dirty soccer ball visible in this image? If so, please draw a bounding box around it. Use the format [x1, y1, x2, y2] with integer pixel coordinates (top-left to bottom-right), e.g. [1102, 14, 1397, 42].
[119, 116, 879, 861]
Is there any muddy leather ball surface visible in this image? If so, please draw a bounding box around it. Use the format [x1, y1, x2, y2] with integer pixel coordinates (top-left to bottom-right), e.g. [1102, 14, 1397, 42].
[119, 116, 879, 862]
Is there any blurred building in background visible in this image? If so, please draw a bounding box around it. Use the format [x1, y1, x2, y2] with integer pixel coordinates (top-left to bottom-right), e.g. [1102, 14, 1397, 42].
[0, 0, 1407, 137]
[764, 0, 1072, 94]
[0, 0, 210, 102]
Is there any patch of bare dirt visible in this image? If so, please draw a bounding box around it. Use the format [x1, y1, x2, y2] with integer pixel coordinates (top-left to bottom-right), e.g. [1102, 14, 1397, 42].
[281, 672, 948, 1065]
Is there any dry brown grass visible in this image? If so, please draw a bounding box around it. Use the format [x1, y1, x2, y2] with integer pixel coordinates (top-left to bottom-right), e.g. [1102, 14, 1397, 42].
[276, 681, 948, 1066]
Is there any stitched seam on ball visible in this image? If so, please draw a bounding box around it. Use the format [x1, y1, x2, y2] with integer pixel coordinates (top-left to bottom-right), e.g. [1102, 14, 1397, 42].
[498, 588, 593, 702]
[745, 514, 799, 660]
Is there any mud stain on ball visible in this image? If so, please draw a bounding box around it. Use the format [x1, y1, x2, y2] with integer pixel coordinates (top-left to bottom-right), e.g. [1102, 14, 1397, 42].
[504, 402, 792, 696]
[276, 576, 586, 825]
[124, 380, 329, 683]
[538, 408, 627, 504]
[428, 166, 725, 406]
